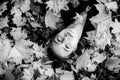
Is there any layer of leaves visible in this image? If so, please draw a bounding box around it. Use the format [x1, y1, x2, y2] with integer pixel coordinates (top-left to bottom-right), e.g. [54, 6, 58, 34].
[0, 0, 120, 80]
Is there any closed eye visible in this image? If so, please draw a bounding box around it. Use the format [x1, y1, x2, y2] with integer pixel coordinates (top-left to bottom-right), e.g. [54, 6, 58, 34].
[64, 44, 71, 52]
[54, 37, 62, 44]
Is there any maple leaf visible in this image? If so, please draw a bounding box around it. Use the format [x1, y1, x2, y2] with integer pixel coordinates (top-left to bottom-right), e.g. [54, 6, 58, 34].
[82, 77, 90, 80]
[96, 0, 108, 4]
[15, 39, 34, 58]
[0, 16, 9, 29]
[111, 46, 120, 56]
[92, 51, 106, 64]
[21, 68, 34, 80]
[36, 75, 48, 80]
[76, 50, 91, 71]
[45, 10, 62, 29]
[90, 4, 111, 24]
[20, 0, 31, 13]
[32, 61, 47, 75]
[95, 29, 112, 49]
[0, 37, 12, 62]
[60, 71, 74, 80]
[10, 27, 28, 41]
[46, 0, 69, 15]
[89, 3, 113, 49]
[14, 0, 30, 13]
[44, 68, 54, 77]
[0, 2, 7, 16]
[115, 33, 120, 43]
[34, 0, 43, 3]
[7, 47, 23, 64]
[110, 19, 120, 34]
[11, 7, 26, 27]
[74, 13, 84, 24]
[32, 44, 45, 58]
[105, 58, 120, 71]
[30, 21, 42, 28]
[86, 31, 96, 42]
[105, 1, 118, 12]
[88, 63, 97, 72]
[69, 0, 80, 8]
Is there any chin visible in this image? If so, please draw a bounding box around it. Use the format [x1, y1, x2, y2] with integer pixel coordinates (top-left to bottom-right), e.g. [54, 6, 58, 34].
[47, 47, 70, 61]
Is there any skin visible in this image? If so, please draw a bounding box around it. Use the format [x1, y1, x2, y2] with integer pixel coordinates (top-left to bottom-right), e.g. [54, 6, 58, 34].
[50, 11, 88, 58]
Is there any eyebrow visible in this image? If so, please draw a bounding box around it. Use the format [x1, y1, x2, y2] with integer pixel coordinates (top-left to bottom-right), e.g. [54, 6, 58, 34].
[67, 32, 73, 38]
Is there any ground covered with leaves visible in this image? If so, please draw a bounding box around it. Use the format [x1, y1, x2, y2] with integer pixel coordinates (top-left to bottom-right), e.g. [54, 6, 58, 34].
[0, 0, 120, 80]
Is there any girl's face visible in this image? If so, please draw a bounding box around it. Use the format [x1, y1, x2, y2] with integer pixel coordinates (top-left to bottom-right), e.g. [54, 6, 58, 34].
[51, 28, 79, 58]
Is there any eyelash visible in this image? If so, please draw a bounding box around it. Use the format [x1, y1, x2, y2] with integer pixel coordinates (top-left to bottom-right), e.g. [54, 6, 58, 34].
[65, 44, 70, 49]
[56, 37, 61, 42]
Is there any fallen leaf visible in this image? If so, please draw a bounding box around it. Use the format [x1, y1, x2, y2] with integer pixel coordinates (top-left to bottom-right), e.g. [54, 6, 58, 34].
[46, 0, 69, 15]
[8, 47, 23, 64]
[0, 16, 9, 29]
[0, 38, 12, 62]
[60, 71, 74, 80]
[45, 68, 54, 77]
[0, 2, 7, 16]
[45, 10, 62, 29]
[76, 50, 91, 71]
[105, 1, 118, 12]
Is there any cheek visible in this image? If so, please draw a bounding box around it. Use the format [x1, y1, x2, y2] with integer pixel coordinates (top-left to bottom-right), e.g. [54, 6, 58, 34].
[70, 37, 78, 45]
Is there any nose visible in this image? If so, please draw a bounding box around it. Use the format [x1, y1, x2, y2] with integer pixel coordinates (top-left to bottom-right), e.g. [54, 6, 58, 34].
[62, 36, 70, 44]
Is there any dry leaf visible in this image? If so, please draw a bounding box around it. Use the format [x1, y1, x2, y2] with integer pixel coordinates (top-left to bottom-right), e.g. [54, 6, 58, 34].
[60, 71, 74, 80]
[8, 47, 23, 64]
[0, 2, 7, 16]
[45, 10, 62, 29]
[46, 0, 69, 15]
[0, 16, 9, 29]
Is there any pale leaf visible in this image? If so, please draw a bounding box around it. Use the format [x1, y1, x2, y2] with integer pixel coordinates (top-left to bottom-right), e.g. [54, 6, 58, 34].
[45, 10, 62, 29]
[105, 1, 118, 12]
[44, 68, 54, 77]
[82, 77, 90, 80]
[96, 0, 108, 4]
[0, 16, 9, 29]
[46, 0, 69, 15]
[90, 4, 111, 24]
[0, 38, 12, 62]
[8, 47, 23, 64]
[0, 2, 7, 16]
[11, 7, 26, 26]
[10, 27, 27, 41]
[87, 62, 97, 72]
[20, 0, 31, 13]
[76, 50, 91, 71]
[95, 29, 112, 49]
[32, 44, 45, 58]
[105, 58, 120, 71]
[92, 52, 106, 63]
[111, 46, 120, 56]
[60, 71, 74, 80]
[34, 0, 43, 3]
[110, 19, 120, 34]
[86, 31, 96, 41]
[15, 39, 34, 58]
[115, 33, 120, 43]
